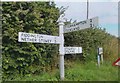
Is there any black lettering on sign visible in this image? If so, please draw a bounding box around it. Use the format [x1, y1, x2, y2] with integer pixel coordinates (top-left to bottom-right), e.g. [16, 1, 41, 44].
[21, 38, 26, 41]
[71, 48, 74, 53]
[76, 27, 79, 30]
[49, 40, 52, 43]
[23, 38, 36, 42]
[44, 40, 48, 43]
[26, 38, 30, 41]
[30, 34, 36, 38]
[39, 35, 44, 38]
[54, 37, 56, 43]
[65, 48, 75, 54]
[30, 38, 37, 42]
[76, 23, 79, 25]
[90, 19, 92, 22]
[45, 39, 51, 43]
[39, 39, 43, 42]
[24, 34, 30, 37]
[79, 21, 86, 24]
[90, 24, 92, 27]
[39, 39, 52, 43]
[23, 33, 36, 38]
[21, 33, 24, 37]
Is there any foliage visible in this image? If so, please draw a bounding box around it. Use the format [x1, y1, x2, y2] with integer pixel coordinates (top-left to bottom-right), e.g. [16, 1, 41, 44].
[2, 2, 118, 81]
[64, 26, 118, 62]
[7, 60, 118, 81]
[2, 2, 60, 80]
[65, 61, 118, 81]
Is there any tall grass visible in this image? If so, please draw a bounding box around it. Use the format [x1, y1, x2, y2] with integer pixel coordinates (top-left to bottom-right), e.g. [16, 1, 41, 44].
[65, 60, 118, 81]
[10, 60, 118, 81]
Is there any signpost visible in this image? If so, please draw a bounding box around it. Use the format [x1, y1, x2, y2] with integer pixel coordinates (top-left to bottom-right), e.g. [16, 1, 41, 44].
[18, 32, 60, 44]
[58, 15, 65, 80]
[64, 17, 98, 33]
[64, 47, 82, 54]
[18, 15, 98, 80]
[97, 47, 103, 67]
[98, 47, 103, 55]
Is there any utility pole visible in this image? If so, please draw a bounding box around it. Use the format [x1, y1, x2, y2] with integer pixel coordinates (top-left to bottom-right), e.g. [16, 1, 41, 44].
[87, 0, 89, 19]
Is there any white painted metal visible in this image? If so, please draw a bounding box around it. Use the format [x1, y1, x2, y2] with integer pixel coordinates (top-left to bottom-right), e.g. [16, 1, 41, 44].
[101, 54, 103, 63]
[64, 47, 82, 54]
[64, 17, 98, 33]
[97, 55, 100, 67]
[98, 47, 103, 54]
[18, 32, 60, 44]
[97, 47, 103, 66]
[58, 15, 65, 80]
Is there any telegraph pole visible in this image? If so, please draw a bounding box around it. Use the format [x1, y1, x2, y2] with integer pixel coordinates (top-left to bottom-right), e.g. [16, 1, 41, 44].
[87, 0, 89, 19]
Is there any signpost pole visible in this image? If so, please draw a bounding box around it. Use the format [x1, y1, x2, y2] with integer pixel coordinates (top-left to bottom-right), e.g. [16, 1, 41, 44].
[97, 54, 100, 67]
[97, 47, 103, 65]
[58, 15, 65, 80]
[101, 54, 103, 64]
[18, 15, 99, 80]
[97, 48, 100, 67]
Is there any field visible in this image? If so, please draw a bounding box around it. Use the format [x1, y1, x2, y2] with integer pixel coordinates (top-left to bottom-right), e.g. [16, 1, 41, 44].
[9, 60, 118, 81]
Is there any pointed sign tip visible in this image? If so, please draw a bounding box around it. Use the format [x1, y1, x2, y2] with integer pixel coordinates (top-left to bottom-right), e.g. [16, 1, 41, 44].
[113, 58, 120, 66]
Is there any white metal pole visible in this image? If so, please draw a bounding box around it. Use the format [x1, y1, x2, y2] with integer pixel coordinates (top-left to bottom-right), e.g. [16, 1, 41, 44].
[58, 15, 65, 80]
[101, 54, 103, 64]
[60, 53, 64, 80]
[97, 55, 100, 67]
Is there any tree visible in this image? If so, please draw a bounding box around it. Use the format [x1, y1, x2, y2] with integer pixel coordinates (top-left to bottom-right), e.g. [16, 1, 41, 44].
[2, 2, 60, 80]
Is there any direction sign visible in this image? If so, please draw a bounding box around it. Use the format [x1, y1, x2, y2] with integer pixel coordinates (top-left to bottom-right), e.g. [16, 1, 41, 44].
[64, 47, 82, 54]
[18, 32, 60, 44]
[64, 17, 98, 33]
[98, 47, 103, 54]
[113, 58, 120, 66]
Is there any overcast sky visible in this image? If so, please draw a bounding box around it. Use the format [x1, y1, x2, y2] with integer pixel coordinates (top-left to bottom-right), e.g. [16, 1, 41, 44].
[55, 1, 119, 37]
[1, 0, 119, 37]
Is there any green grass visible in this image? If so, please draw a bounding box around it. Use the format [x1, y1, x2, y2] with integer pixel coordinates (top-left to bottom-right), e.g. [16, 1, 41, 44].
[65, 61, 118, 81]
[10, 60, 118, 81]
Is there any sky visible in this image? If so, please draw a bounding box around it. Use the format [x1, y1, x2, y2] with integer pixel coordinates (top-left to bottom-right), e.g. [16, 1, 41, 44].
[55, 0, 119, 37]
[1, 0, 119, 37]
